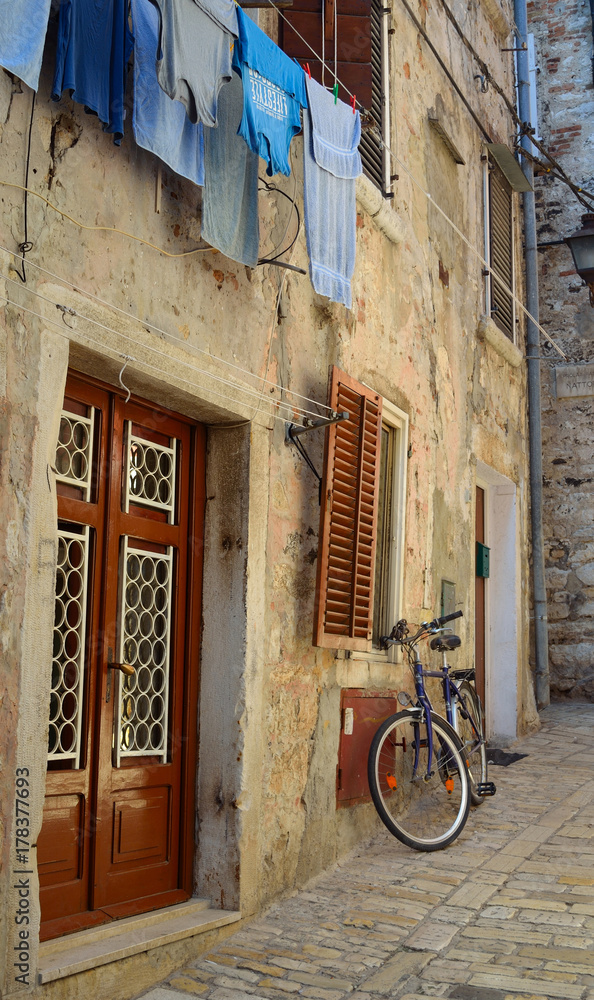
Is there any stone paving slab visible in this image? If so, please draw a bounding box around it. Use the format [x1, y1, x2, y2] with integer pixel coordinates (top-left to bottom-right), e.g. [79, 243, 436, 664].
[133, 703, 594, 1000]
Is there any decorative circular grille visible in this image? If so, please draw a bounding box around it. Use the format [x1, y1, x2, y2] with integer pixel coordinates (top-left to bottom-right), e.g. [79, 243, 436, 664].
[55, 410, 93, 498]
[118, 547, 172, 757]
[49, 528, 89, 762]
[128, 434, 175, 519]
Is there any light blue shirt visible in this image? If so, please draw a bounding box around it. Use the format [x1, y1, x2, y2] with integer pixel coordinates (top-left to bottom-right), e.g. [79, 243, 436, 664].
[131, 0, 204, 186]
[0, 0, 52, 91]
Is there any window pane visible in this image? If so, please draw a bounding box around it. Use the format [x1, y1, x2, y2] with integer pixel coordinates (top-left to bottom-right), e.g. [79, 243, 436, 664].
[372, 426, 394, 645]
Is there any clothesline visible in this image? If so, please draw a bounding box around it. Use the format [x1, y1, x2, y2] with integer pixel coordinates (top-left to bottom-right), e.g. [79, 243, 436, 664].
[0, 0, 567, 353]
[0, 269, 328, 426]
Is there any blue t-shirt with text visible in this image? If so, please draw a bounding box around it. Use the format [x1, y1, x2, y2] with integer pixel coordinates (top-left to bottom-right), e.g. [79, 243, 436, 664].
[232, 7, 307, 176]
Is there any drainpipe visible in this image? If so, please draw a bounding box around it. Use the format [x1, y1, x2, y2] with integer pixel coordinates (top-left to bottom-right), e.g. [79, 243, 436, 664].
[514, 0, 550, 708]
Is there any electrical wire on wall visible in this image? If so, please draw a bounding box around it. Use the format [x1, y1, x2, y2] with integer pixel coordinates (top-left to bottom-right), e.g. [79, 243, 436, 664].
[15, 90, 36, 283]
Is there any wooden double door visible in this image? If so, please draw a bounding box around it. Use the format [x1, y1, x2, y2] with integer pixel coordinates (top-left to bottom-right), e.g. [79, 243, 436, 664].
[38, 373, 205, 939]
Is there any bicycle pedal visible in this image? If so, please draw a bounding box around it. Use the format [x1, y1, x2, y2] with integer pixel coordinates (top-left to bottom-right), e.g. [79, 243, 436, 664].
[477, 781, 496, 797]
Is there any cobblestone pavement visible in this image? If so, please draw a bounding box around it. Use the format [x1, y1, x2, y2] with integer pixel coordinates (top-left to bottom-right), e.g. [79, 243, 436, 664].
[136, 702, 594, 1000]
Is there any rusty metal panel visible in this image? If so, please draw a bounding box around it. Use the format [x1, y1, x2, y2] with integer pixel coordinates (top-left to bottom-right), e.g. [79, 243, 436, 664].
[337, 689, 399, 806]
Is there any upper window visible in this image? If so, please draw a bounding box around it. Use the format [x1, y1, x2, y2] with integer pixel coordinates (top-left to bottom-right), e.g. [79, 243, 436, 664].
[313, 367, 407, 652]
[280, 0, 391, 195]
[485, 155, 515, 340]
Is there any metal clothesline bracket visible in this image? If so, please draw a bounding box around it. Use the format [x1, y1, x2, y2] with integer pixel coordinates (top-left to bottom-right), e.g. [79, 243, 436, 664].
[285, 411, 349, 504]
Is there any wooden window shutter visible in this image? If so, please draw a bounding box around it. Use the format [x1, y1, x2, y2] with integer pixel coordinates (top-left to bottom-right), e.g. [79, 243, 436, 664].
[489, 164, 514, 339]
[313, 367, 383, 650]
[280, 0, 373, 113]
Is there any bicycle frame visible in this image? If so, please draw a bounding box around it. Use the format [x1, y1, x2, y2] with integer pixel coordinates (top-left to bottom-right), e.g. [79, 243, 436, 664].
[381, 611, 476, 783]
[422, 654, 483, 757]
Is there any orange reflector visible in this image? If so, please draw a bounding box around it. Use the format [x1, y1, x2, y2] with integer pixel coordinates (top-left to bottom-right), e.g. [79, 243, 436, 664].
[386, 773, 397, 790]
[445, 777, 454, 794]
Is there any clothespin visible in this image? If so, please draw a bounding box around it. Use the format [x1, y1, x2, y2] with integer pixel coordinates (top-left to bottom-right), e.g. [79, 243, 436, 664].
[303, 63, 311, 79]
[351, 94, 357, 114]
[333, 82, 338, 104]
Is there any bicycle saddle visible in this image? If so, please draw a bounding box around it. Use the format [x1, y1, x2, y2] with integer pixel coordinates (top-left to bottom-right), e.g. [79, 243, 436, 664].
[430, 634, 461, 652]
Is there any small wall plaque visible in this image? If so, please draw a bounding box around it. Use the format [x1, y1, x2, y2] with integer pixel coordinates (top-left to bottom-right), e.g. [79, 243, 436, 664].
[555, 364, 594, 399]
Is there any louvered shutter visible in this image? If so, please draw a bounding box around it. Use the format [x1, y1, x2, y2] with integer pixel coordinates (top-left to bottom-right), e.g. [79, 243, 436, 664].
[489, 164, 514, 340]
[281, 0, 388, 192]
[313, 367, 383, 650]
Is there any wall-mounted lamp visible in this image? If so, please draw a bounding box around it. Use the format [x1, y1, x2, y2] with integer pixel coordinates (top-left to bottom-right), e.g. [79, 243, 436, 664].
[564, 213, 594, 306]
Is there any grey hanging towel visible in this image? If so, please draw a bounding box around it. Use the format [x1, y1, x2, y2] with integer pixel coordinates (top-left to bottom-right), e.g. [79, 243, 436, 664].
[202, 73, 260, 267]
[303, 75, 362, 309]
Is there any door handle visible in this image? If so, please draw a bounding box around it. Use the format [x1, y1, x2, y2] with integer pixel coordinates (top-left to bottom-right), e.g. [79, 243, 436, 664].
[111, 662, 135, 676]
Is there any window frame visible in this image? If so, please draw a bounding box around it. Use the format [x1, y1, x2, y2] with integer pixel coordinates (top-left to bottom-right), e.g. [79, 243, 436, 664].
[353, 398, 408, 662]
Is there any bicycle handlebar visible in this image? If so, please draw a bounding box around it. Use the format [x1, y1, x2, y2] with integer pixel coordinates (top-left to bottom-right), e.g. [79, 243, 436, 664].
[381, 610, 463, 649]
[436, 610, 463, 626]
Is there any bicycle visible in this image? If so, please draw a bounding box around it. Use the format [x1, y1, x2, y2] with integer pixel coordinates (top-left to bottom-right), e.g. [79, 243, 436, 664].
[428, 622, 495, 806]
[367, 611, 473, 851]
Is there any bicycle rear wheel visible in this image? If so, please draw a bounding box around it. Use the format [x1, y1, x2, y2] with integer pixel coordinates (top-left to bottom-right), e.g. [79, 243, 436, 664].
[455, 682, 488, 806]
[368, 710, 470, 851]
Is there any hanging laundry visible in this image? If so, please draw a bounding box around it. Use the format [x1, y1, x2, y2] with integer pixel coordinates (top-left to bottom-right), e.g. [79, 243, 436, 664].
[147, 0, 238, 127]
[303, 75, 362, 309]
[202, 73, 259, 268]
[232, 5, 307, 177]
[51, 0, 133, 144]
[0, 0, 52, 92]
[131, 0, 204, 187]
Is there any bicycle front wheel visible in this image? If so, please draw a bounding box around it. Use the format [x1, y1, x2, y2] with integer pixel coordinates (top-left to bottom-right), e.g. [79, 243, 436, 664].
[368, 710, 470, 851]
[455, 682, 488, 806]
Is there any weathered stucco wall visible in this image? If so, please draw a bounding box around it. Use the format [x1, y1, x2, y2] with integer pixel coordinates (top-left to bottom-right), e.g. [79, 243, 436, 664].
[0, 0, 535, 993]
[529, 0, 594, 698]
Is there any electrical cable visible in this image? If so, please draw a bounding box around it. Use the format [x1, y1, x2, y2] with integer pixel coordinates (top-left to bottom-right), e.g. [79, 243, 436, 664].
[249, 146, 302, 422]
[258, 169, 301, 264]
[0, 243, 334, 415]
[272, 0, 594, 213]
[16, 91, 36, 283]
[0, 267, 329, 421]
[0, 180, 215, 258]
[258, 177, 301, 263]
[433, 0, 594, 210]
[0, 289, 313, 428]
[267, 0, 568, 358]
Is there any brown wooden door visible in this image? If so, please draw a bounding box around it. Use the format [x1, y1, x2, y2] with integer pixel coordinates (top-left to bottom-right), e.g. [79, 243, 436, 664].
[38, 373, 205, 939]
[475, 486, 486, 704]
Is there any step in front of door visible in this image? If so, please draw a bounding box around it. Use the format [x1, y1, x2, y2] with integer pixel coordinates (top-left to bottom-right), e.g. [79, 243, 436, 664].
[37, 899, 241, 984]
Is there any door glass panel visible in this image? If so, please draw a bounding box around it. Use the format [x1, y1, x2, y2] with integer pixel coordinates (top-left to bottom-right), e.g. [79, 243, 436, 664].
[115, 538, 174, 765]
[49, 523, 91, 768]
[55, 408, 95, 500]
[124, 421, 177, 523]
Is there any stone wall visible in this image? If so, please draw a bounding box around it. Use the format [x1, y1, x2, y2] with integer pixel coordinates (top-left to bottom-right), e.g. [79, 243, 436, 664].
[529, 0, 594, 698]
[0, 1, 537, 994]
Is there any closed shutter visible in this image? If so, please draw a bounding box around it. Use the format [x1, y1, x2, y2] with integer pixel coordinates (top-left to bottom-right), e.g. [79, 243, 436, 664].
[313, 367, 383, 650]
[280, 0, 388, 191]
[489, 164, 514, 339]
[281, 0, 373, 110]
